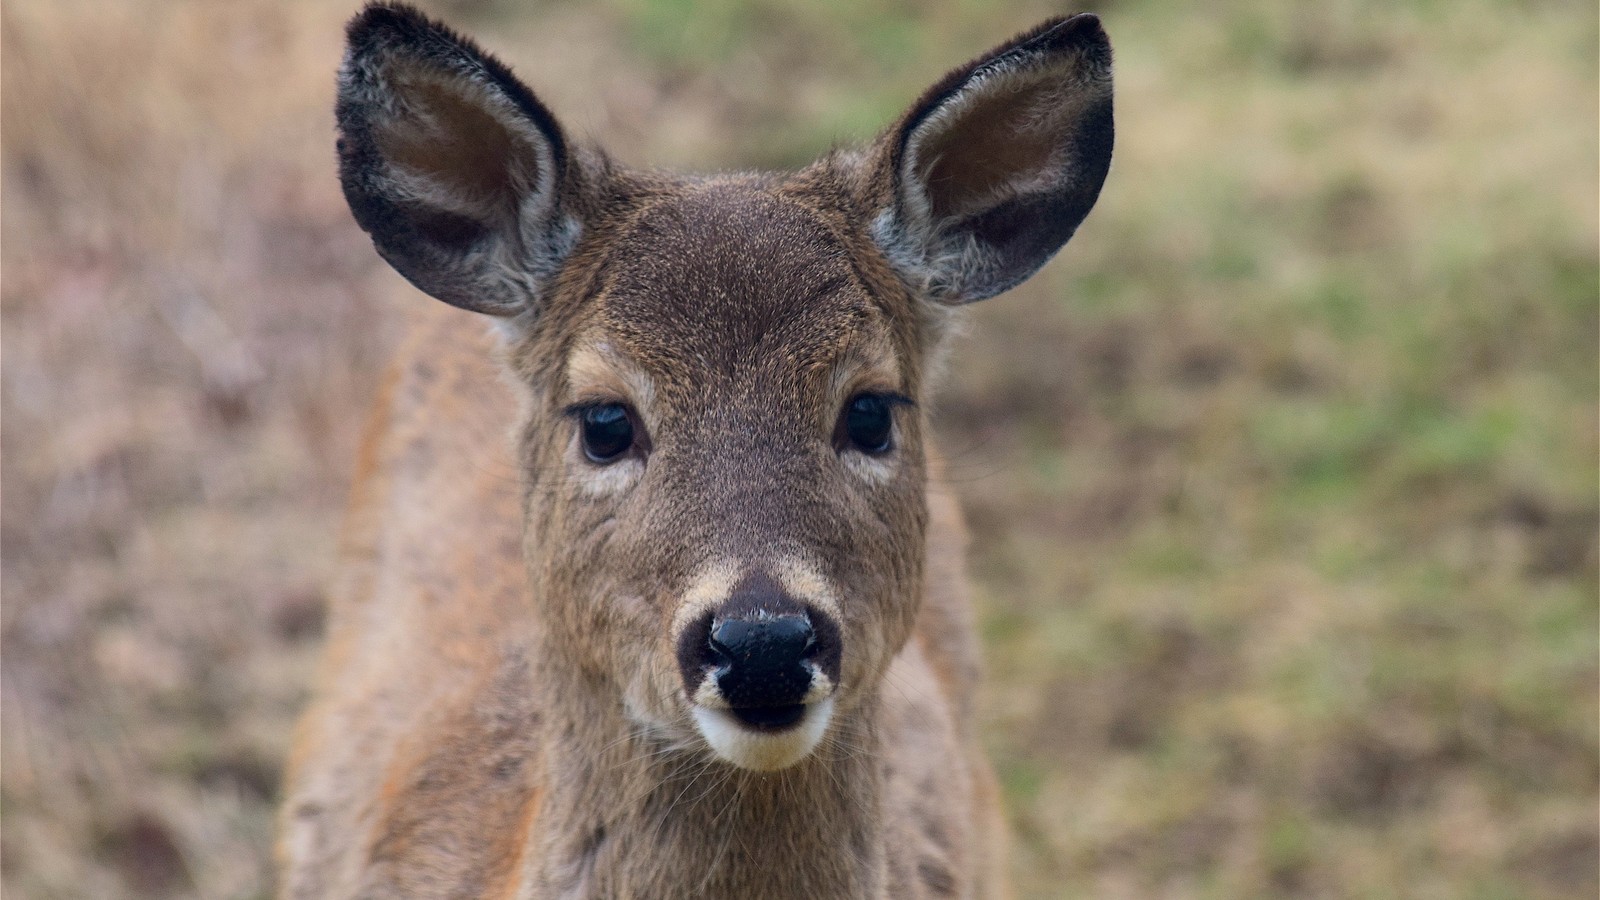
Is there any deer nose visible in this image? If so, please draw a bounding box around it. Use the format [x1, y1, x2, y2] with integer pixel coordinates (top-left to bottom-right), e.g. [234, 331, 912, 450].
[708, 614, 816, 713]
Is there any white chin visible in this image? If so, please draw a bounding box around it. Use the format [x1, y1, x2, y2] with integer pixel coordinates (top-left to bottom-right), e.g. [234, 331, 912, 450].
[692, 698, 835, 771]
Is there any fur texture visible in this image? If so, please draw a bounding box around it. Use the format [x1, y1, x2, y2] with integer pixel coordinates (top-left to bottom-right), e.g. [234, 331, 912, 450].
[279, 4, 1112, 898]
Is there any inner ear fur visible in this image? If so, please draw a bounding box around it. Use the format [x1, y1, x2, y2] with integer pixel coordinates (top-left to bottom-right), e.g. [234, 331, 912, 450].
[375, 78, 527, 223]
[336, 2, 578, 317]
[875, 13, 1114, 304]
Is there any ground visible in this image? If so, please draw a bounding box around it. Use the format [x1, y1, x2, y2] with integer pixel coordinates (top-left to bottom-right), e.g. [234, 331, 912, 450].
[2, 0, 1596, 897]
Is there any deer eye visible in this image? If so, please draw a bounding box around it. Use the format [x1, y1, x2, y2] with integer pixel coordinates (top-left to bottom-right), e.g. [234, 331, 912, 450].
[578, 403, 635, 463]
[838, 393, 899, 455]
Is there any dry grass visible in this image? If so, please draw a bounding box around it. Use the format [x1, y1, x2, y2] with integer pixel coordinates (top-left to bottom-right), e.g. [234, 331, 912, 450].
[3, 1, 1595, 898]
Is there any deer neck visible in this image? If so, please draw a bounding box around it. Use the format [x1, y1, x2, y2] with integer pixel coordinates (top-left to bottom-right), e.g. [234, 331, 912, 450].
[527, 655, 888, 898]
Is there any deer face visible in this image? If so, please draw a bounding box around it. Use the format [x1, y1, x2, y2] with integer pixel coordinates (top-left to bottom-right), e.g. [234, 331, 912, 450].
[512, 184, 929, 770]
[335, 5, 1111, 770]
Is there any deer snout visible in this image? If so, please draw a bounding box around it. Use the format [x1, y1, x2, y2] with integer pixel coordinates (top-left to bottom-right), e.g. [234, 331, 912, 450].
[676, 572, 842, 768]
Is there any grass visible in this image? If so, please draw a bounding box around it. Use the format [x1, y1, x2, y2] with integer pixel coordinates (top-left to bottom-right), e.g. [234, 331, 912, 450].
[3, 0, 1595, 897]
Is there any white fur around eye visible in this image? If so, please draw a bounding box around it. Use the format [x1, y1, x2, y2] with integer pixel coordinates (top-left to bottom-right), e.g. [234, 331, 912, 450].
[562, 341, 659, 497]
[569, 433, 643, 496]
[841, 444, 898, 484]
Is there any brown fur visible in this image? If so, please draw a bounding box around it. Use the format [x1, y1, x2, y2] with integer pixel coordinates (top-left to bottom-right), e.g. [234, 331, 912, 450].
[280, 5, 1111, 897]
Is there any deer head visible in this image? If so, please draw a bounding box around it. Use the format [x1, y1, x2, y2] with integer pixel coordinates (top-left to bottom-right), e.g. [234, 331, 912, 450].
[334, 2, 1112, 772]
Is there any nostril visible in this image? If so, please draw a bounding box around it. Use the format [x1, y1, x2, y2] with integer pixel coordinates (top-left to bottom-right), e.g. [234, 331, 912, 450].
[676, 610, 721, 696]
[707, 621, 741, 657]
[709, 619, 744, 662]
[703, 629, 732, 669]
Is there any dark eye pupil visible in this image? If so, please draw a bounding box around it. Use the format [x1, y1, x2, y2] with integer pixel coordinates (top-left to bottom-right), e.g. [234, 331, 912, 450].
[581, 404, 634, 462]
[845, 395, 893, 454]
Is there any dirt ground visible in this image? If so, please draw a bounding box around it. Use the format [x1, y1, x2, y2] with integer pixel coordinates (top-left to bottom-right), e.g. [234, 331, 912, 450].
[3, 1, 1596, 898]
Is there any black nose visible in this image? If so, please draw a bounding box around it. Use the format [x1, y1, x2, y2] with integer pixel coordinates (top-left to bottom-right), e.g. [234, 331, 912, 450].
[708, 614, 816, 712]
[675, 572, 843, 729]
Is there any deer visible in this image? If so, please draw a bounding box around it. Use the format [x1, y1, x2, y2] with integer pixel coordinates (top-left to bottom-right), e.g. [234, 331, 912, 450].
[277, 2, 1112, 897]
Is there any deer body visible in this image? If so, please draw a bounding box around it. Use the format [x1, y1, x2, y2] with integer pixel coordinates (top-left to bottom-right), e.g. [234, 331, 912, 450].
[280, 5, 1112, 898]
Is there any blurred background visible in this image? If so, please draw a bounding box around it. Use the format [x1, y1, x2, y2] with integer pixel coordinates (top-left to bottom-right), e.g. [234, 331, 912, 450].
[2, 0, 1595, 897]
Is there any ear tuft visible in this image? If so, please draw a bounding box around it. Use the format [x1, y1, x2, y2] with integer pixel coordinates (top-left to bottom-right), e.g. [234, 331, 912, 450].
[336, 2, 579, 317]
[873, 13, 1114, 304]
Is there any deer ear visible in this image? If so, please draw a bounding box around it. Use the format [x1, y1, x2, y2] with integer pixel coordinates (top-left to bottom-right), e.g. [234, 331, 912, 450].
[872, 13, 1113, 304]
[336, 3, 580, 317]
